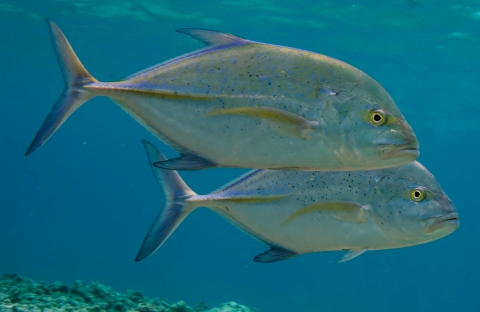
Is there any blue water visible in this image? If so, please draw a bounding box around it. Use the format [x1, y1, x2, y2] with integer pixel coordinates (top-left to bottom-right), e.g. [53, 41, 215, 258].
[1, 1, 479, 311]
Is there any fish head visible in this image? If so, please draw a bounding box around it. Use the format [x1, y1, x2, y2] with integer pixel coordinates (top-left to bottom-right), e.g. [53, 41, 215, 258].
[320, 79, 419, 170]
[370, 161, 459, 245]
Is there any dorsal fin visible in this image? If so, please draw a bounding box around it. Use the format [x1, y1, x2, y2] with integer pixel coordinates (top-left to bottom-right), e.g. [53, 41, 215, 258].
[125, 29, 248, 80]
[176, 28, 248, 46]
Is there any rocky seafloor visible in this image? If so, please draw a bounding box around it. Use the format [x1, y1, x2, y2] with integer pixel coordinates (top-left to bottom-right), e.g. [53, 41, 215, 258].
[0, 274, 257, 312]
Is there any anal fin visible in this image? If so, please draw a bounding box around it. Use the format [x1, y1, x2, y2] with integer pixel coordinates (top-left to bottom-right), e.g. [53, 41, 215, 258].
[154, 153, 216, 171]
[338, 249, 367, 263]
[253, 245, 297, 263]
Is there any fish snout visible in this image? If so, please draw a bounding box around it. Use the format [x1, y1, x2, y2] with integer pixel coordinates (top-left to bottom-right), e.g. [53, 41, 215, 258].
[397, 119, 418, 144]
[427, 195, 459, 233]
[438, 194, 457, 214]
[377, 119, 419, 161]
[378, 140, 419, 160]
[428, 212, 459, 233]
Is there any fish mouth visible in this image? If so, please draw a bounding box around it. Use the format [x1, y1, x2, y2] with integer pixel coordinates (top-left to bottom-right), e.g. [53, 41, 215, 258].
[427, 213, 460, 233]
[378, 141, 419, 160]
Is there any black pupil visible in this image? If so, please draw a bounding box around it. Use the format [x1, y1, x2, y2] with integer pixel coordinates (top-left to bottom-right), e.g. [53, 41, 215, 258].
[373, 114, 382, 122]
[414, 191, 421, 198]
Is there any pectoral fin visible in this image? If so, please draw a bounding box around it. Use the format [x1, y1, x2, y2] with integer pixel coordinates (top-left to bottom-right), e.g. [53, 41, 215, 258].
[253, 245, 298, 263]
[338, 249, 367, 263]
[205, 107, 318, 139]
[282, 201, 368, 225]
[154, 153, 216, 170]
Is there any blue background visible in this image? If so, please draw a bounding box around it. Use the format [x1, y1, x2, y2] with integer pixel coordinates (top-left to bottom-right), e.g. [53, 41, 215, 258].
[1, 0, 479, 311]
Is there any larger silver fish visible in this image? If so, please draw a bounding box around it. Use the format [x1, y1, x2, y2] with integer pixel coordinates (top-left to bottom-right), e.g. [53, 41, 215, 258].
[26, 20, 418, 171]
[136, 141, 458, 263]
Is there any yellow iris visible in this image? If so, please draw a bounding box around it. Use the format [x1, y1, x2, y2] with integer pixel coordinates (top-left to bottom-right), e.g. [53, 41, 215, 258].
[410, 188, 425, 202]
[369, 110, 387, 126]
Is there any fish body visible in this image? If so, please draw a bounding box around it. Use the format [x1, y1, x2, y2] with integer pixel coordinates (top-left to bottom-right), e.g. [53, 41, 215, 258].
[27, 21, 418, 171]
[137, 141, 458, 263]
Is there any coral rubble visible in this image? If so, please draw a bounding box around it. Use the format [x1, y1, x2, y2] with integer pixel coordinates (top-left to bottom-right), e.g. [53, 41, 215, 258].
[0, 274, 256, 312]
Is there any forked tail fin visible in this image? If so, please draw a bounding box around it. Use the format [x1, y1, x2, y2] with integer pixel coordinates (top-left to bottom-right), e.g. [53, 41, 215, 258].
[25, 19, 98, 155]
[136, 141, 198, 262]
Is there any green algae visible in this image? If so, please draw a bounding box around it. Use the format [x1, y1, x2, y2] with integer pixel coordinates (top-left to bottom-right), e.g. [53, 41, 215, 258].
[0, 274, 257, 312]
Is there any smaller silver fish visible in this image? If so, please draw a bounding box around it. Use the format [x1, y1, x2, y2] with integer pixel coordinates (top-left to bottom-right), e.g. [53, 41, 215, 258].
[136, 141, 459, 263]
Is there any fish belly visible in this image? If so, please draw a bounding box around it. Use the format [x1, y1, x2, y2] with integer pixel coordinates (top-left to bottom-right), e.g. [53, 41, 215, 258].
[214, 200, 391, 253]
[111, 94, 340, 168]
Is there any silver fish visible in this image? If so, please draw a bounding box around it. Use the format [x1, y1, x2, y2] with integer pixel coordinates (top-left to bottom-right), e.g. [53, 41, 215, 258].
[136, 141, 458, 263]
[27, 20, 418, 171]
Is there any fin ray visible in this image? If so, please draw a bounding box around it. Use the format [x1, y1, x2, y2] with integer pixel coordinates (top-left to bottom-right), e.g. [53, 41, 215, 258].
[136, 141, 198, 261]
[176, 28, 247, 46]
[126, 29, 248, 80]
[26, 89, 92, 155]
[339, 249, 367, 263]
[254, 246, 297, 263]
[26, 20, 98, 155]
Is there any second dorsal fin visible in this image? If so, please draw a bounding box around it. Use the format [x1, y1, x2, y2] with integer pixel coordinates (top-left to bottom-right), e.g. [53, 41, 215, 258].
[176, 28, 248, 47]
[126, 29, 249, 80]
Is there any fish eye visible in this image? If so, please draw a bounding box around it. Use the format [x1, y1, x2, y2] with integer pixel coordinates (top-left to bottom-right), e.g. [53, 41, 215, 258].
[410, 188, 425, 202]
[369, 110, 387, 126]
